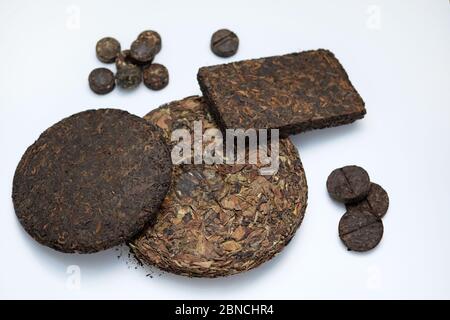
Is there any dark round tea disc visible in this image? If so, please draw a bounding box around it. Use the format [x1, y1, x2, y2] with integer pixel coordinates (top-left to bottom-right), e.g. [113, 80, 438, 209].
[130, 96, 308, 277]
[210, 29, 239, 58]
[88, 68, 115, 94]
[346, 183, 389, 218]
[13, 109, 172, 253]
[115, 64, 142, 89]
[143, 64, 169, 90]
[130, 38, 156, 64]
[137, 30, 162, 54]
[339, 210, 383, 252]
[327, 165, 371, 203]
[96, 37, 121, 63]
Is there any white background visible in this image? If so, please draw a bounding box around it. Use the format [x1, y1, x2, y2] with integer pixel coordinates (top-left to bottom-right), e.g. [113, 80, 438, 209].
[0, 0, 449, 299]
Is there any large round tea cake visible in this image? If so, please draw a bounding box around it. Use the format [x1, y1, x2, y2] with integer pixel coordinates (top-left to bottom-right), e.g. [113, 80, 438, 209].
[13, 109, 172, 253]
[131, 96, 308, 277]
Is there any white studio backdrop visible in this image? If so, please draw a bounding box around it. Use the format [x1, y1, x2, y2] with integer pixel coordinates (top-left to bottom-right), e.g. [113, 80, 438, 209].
[0, 0, 449, 299]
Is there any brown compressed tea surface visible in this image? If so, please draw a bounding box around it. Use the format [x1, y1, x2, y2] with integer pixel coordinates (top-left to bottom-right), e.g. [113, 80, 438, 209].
[130, 38, 156, 64]
[116, 64, 142, 89]
[88, 68, 115, 95]
[138, 30, 162, 54]
[115, 50, 134, 69]
[346, 183, 389, 218]
[13, 109, 172, 253]
[339, 210, 383, 252]
[96, 37, 121, 63]
[210, 29, 239, 58]
[327, 165, 371, 204]
[198, 49, 366, 136]
[130, 96, 308, 277]
[143, 64, 169, 90]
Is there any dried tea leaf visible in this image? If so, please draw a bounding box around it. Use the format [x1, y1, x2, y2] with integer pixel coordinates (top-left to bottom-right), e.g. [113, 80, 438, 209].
[222, 240, 242, 252]
[231, 226, 246, 241]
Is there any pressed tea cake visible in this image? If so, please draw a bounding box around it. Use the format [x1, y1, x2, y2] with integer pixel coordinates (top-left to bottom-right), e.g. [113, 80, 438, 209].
[88, 68, 115, 95]
[346, 183, 389, 218]
[210, 29, 239, 58]
[338, 209, 383, 252]
[13, 109, 172, 253]
[116, 64, 142, 89]
[96, 37, 121, 63]
[143, 64, 169, 90]
[327, 165, 371, 204]
[137, 30, 162, 54]
[130, 96, 308, 277]
[198, 49, 366, 136]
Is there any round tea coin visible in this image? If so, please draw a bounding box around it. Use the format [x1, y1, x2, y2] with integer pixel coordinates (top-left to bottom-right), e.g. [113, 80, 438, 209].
[130, 96, 308, 277]
[96, 37, 121, 63]
[138, 30, 162, 54]
[143, 64, 169, 90]
[13, 109, 172, 253]
[210, 29, 239, 58]
[115, 64, 142, 89]
[130, 38, 156, 64]
[339, 210, 383, 252]
[346, 183, 389, 218]
[88, 68, 115, 94]
[327, 165, 371, 204]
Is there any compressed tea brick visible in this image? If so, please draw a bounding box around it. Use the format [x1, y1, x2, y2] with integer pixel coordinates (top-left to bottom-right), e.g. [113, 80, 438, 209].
[339, 210, 383, 252]
[210, 29, 239, 58]
[115, 64, 142, 89]
[115, 50, 134, 69]
[88, 68, 115, 94]
[138, 30, 162, 54]
[327, 165, 371, 204]
[198, 49, 366, 136]
[130, 38, 156, 64]
[130, 96, 308, 277]
[12, 109, 172, 253]
[346, 183, 389, 218]
[96, 37, 121, 63]
[143, 64, 169, 90]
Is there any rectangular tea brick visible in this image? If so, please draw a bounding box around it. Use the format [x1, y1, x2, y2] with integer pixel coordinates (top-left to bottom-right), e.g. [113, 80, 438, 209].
[197, 49, 366, 136]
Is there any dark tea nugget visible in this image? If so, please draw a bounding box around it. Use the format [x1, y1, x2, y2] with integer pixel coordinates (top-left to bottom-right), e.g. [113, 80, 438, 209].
[96, 37, 121, 63]
[339, 210, 383, 252]
[116, 64, 142, 89]
[346, 183, 389, 218]
[198, 49, 366, 136]
[138, 30, 162, 54]
[143, 64, 169, 90]
[12, 109, 172, 253]
[115, 50, 135, 69]
[210, 29, 239, 58]
[130, 96, 308, 277]
[88, 68, 115, 94]
[327, 165, 371, 204]
[130, 38, 156, 64]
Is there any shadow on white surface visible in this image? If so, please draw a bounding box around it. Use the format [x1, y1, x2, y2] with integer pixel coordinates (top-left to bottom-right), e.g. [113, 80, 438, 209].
[290, 121, 363, 152]
[8, 119, 378, 295]
[11, 202, 121, 273]
[12, 194, 299, 291]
